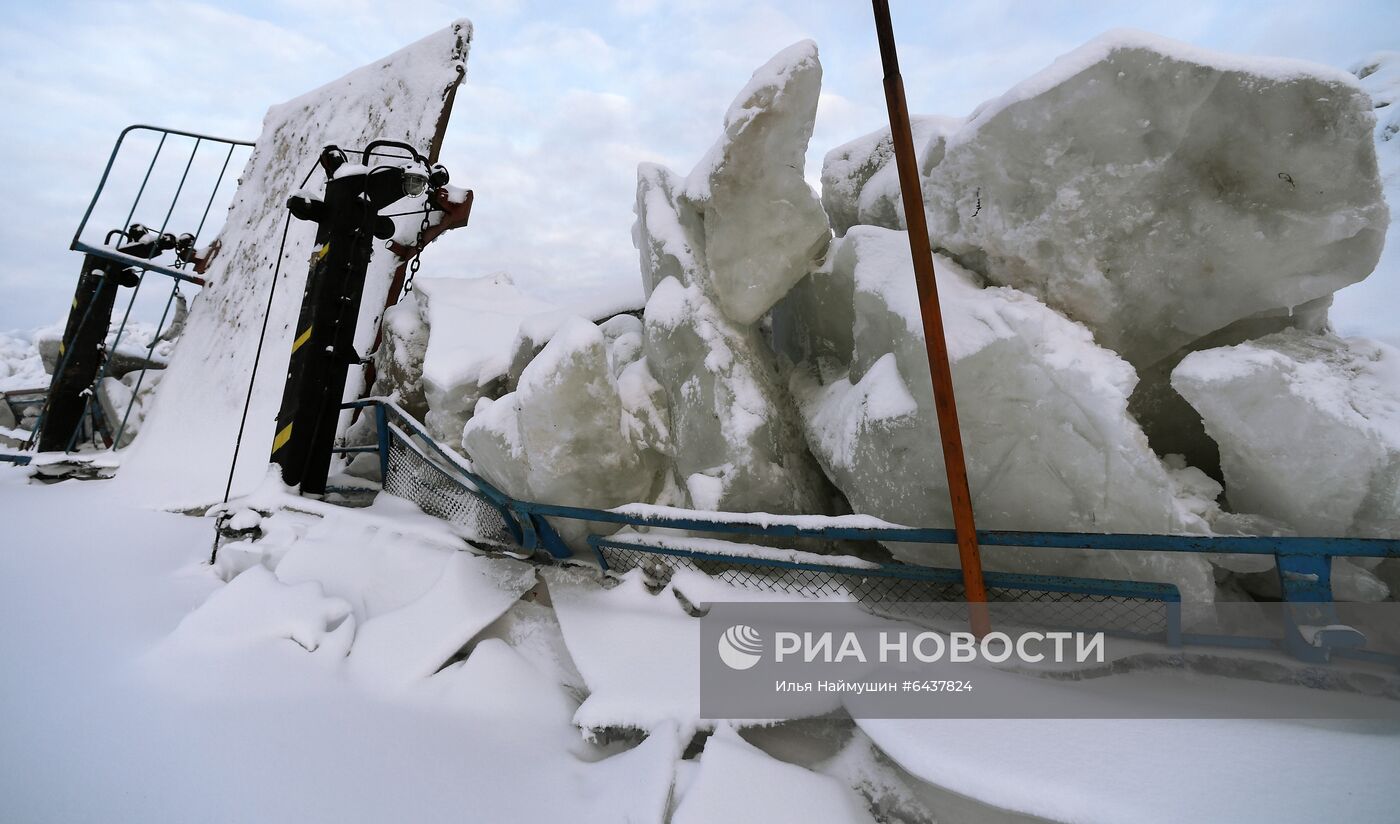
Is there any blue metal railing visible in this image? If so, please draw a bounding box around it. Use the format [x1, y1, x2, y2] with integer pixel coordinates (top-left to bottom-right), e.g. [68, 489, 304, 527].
[344, 397, 1398, 664]
[352, 398, 1400, 593]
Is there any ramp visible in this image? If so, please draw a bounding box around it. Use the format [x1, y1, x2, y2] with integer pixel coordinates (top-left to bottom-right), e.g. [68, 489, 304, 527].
[115, 20, 471, 507]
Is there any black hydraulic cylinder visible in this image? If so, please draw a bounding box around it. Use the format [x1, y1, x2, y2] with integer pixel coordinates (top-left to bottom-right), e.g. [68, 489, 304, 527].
[272, 144, 428, 495]
[37, 228, 173, 452]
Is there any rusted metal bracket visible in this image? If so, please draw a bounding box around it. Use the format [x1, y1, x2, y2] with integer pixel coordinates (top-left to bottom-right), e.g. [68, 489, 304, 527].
[359, 187, 475, 397]
[384, 187, 475, 296]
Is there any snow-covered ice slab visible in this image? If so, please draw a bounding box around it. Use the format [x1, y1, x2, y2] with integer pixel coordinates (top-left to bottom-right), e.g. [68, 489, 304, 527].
[616, 41, 841, 516]
[117, 21, 470, 506]
[464, 317, 668, 546]
[921, 29, 1388, 368]
[633, 162, 706, 299]
[673, 725, 875, 824]
[426, 638, 679, 823]
[680, 40, 830, 325]
[820, 116, 960, 237]
[1174, 330, 1400, 541]
[476, 599, 587, 695]
[35, 319, 176, 378]
[0, 331, 45, 392]
[789, 227, 1219, 599]
[366, 291, 431, 421]
[415, 273, 557, 442]
[346, 552, 535, 688]
[162, 565, 354, 658]
[376, 273, 644, 444]
[270, 505, 460, 625]
[2, 469, 692, 823]
[645, 276, 833, 514]
[545, 568, 704, 738]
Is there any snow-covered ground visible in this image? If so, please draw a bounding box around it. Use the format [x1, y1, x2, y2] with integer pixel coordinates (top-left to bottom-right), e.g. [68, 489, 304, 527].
[0, 470, 683, 823]
[3, 465, 1397, 823]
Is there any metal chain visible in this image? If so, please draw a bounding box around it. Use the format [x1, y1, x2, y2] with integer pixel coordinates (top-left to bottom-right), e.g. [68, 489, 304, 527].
[402, 208, 432, 294]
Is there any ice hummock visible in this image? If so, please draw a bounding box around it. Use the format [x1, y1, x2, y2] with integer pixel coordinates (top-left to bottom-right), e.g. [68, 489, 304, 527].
[788, 227, 1220, 600]
[0, 331, 44, 386]
[633, 162, 706, 299]
[366, 291, 431, 422]
[920, 29, 1388, 370]
[623, 40, 840, 516]
[820, 115, 961, 237]
[645, 276, 834, 515]
[891, 30, 1392, 496]
[679, 39, 831, 326]
[415, 274, 560, 443]
[463, 317, 669, 545]
[464, 42, 839, 527]
[1174, 330, 1400, 541]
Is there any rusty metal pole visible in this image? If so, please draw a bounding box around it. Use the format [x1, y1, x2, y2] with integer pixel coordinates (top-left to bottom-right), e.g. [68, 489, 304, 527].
[871, 0, 989, 634]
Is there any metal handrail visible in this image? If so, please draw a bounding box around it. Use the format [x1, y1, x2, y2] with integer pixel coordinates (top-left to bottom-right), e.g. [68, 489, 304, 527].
[354, 397, 1400, 568]
[70, 124, 254, 251]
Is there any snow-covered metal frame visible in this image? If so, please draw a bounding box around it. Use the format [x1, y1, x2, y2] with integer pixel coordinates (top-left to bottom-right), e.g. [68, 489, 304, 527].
[351, 398, 1400, 666]
[70, 124, 254, 285]
[38, 124, 255, 453]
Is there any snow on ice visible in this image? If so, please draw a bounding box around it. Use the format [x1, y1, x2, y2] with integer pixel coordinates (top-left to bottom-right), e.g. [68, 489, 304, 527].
[787, 226, 1219, 599]
[345, 551, 535, 688]
[1175, 331, 1400, 540]
[820, 115, 961, 237]
[0, 331, 45, 392]
[644, 275, 833, 515]
[919, 30, 1387, 370]
[464, 316, 667, 545]
[680, 40, 830, 326]
[672, 725, 875, 824]
[822, 33, 1388, 393]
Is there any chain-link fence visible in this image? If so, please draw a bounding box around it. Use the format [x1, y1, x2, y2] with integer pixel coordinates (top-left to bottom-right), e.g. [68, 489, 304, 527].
[362, 399, 1400, 662]
[590, 538, 1179, 642]
[378, 410, 516, 548]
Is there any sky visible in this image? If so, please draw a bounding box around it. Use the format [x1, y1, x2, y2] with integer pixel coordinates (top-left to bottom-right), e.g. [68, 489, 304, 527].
[0, 0, 1396, 337]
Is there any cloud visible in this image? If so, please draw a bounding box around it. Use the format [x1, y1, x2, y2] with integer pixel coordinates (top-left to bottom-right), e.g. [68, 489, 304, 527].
[0, 0, 1395, 335]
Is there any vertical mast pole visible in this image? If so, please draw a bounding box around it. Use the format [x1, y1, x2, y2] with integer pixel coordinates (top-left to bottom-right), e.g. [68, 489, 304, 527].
[871, 0, 989, 633]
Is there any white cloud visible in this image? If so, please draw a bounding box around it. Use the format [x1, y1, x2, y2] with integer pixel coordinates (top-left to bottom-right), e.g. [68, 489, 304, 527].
[0, 0, 1395, 335]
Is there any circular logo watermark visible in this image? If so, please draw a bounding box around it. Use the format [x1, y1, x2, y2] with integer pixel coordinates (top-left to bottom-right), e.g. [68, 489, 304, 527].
[718, 624, 763, 670]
